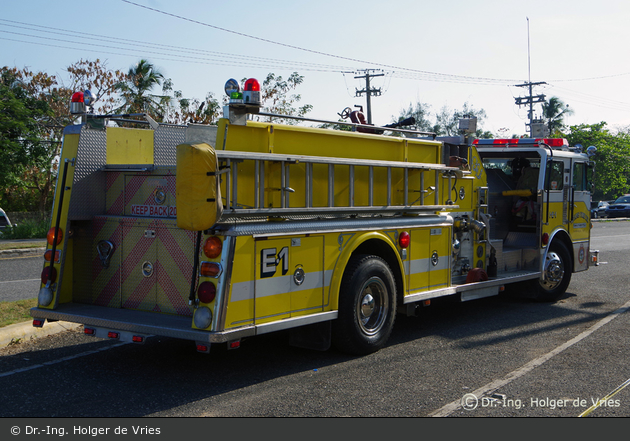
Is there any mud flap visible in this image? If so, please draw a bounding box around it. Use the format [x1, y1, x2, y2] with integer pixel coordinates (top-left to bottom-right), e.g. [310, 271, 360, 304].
[289, 321, 332, 351]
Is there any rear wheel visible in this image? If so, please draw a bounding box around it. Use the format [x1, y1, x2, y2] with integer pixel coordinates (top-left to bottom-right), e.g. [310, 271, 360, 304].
[332, 255, 397, 355]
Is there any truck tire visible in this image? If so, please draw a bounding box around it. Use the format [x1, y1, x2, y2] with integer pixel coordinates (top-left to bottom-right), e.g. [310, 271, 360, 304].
[535, 241, 572, 302]
[332, 255, 397, 355]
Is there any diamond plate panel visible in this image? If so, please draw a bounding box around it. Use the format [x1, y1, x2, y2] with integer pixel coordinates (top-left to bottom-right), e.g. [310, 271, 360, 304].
[154, 125, 185, 167]
[68, 127, 107, 220]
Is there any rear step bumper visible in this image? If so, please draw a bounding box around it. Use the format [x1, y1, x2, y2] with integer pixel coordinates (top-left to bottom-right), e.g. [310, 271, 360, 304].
[30, 304, 253, 344]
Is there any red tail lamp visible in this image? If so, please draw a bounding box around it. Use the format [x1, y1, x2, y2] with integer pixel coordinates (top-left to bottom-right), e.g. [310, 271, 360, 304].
[197, 282, 217, 304]
[41, 266, 57, 284]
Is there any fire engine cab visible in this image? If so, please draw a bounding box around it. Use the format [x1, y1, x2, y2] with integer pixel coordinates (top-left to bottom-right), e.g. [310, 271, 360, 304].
[30, 78, 599, 356]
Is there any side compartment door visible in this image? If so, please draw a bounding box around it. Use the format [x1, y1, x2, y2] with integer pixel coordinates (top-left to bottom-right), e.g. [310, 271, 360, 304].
[407, 226, 451, 294]
[255, 236, 324, 324]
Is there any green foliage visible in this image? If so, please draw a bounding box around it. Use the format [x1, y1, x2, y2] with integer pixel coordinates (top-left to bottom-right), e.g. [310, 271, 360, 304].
[0, 67, 53, 191]
[0, 217, 50, 239]
[396, 102, 435, 133]
[258, 72, 313, 124]
[115, 59, 168, 120]
[565, 122, 630, 200]
[542, 96, 573, 134]
[394, 101, 492, 137]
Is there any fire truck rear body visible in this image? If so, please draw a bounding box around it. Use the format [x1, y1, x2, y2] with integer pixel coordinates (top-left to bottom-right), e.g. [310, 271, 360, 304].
[30, 84, 598, 355]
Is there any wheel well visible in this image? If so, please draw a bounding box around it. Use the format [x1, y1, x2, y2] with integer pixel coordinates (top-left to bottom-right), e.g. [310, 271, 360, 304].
[352, 239, 404, 303]
[550, 230, 573, 269]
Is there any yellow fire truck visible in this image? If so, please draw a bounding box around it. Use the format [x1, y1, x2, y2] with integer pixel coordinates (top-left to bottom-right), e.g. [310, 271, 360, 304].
[30, 78, 600, 355]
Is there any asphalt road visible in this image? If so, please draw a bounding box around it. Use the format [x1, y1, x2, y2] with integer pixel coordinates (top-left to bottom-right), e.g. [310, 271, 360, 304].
[0, 254, 42, 302]
[0, 222, 629, 418]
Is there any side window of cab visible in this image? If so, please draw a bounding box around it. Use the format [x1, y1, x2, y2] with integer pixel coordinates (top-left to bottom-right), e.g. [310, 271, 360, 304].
[573, 162, 587, 191]
[546, 161, 564, 191]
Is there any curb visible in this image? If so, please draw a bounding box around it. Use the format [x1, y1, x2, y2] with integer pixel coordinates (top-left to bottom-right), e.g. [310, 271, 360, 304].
[1, 320, 82, 349]
[0, 247, 46, 258]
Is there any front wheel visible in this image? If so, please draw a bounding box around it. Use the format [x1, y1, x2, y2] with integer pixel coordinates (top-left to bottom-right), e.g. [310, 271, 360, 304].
[535, 241, 572, 302]
[332, 255, 397, 355]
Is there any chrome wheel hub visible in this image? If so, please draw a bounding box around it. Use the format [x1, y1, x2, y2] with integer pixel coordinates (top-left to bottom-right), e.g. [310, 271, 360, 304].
[357, 277, 389, 336]
[542, 251, 564, 290]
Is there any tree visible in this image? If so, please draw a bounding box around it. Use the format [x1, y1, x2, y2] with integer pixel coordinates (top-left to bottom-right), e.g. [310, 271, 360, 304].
[394, 101, 493, 138]
[565, 122, 630, 200]
[0, 67, 62, 212]
[66, 59, 126, 115]
[395, 102, 435, 133]
[161, 78, 221, 126]
[115, 59, 168, 120]
[1, 60, 126, 212]
[257, 72, 313, 124]
[542, 96, 573, 135]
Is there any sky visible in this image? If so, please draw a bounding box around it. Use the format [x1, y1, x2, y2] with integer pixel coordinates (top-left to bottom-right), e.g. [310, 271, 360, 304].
[2, 0, 630, 137]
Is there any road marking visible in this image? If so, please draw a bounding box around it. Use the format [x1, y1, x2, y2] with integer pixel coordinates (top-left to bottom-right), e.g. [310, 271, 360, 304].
[579, 377, 630, 417]
[428, 298, 630, 417]
[0, 342, 128, 378]
[0, 278, 40, 284]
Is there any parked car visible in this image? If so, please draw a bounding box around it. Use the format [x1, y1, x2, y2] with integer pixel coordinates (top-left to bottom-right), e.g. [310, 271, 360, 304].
[605, 195, 630, 218]
[0, 208, 12, 235]
[592, 200, 610, 218]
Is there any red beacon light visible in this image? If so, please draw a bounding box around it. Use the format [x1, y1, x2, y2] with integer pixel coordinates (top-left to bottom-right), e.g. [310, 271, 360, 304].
[242, 78, 261, 106]
[70, 90, 94, 115]
[70, 91, 85, 114]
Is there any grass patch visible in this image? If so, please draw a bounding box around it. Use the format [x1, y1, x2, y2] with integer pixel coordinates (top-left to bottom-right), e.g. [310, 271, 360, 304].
[0, 241, 46, 251]
[0, 217, 49, 240]
[0, 298, 37, 327]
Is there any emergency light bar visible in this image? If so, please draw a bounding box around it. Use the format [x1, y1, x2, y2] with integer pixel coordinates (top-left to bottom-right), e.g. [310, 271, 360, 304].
[473, 138, 569, 148]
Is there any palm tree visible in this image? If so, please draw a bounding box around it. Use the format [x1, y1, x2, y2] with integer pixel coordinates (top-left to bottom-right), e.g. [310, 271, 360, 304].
[542, 97, 573, 134]
[115, 59, 167, 119]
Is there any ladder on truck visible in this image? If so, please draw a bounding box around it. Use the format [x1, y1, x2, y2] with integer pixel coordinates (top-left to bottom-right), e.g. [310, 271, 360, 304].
[214, 150, 461, 219]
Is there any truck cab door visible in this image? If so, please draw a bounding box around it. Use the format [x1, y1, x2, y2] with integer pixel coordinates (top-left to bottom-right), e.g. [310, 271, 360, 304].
[569, 160, 591, 271]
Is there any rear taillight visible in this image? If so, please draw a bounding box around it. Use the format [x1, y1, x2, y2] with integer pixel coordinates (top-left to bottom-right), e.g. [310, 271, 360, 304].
[197, 282, 217, 303]
[203, 236, 222, 259]
[200, 262, 222, 277]
[40, 266, 57, 284]
[44, 249, 61, 263]
[47, 227, 63, 246]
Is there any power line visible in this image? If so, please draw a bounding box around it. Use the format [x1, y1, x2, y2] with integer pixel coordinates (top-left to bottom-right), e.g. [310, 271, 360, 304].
[0, 19, 352, 72]
[121, 0, 521, 85]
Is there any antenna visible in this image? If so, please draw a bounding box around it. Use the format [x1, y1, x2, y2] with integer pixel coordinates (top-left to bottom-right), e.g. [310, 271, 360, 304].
[527, 17, 531, 84]
[514, 17, 547, 136]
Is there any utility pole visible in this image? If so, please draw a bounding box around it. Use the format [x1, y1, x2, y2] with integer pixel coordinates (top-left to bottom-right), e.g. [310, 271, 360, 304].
[514, 81, 547, 136]
[354, 69, 384, 124]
